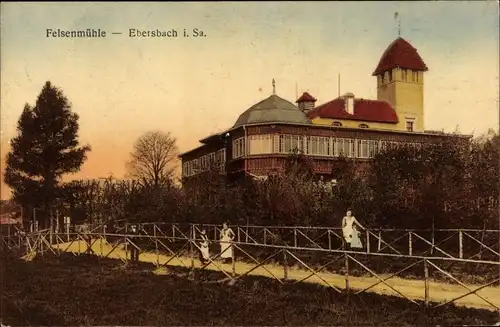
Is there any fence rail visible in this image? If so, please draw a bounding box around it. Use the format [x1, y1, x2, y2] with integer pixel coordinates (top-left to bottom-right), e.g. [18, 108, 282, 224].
[1, 223, 499, 312]
[102, 222, 500, 261]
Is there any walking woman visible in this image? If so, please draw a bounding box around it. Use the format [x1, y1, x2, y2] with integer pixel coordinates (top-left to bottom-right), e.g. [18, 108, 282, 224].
[219, 222, 235, 264]
[341, 210, 364, 250]
[199, 229, 211, 265]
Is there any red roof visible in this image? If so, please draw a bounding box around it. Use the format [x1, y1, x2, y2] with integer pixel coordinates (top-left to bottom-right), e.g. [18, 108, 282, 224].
[373, 37, 428, 76]
[296, 92, 317, 103]
[307, 97, 399, 124]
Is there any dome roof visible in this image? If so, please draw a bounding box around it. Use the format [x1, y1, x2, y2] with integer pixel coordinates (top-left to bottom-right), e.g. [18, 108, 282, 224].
[233, 94, 312, 128]
[372, 37, 428, 76]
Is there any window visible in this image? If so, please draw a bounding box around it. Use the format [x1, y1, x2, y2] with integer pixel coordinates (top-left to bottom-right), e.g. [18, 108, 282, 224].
[279, 135, 303, 154]
[412, 71, 419, 82]
[332, 121, 343, 127]
[248, 134, 273, 155]
[388, 70, 393, 82]
[319, 137, 331, 156]
[357, 140, 370, 158]
[335, 138, 354, 158]
[272, 134, 280, 153]
[182, 163, 188, 177]
[291, 135, 303, 153]
[216, 148, 226, 168]
[359, 123, 369, 129]
[308, 136, 319, 155]
[402, 69, 407, 81]
[368, 140, 379, 158]
[232, 137, 245, 159]
[307, 136, 330, 156]
[406, 120, 414, 132]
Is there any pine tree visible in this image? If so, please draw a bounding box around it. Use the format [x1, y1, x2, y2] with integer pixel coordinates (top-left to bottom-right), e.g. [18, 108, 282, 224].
[4, 81, 91, 226]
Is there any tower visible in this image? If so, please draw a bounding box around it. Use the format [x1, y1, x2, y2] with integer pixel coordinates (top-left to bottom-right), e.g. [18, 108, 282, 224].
[372, 37, 428, 132]
[296, 92, 317, 114]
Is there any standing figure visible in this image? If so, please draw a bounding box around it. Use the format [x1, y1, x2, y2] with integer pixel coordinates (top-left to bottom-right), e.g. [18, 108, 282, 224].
[199, 229, 211, 264]
[220, 222, 235, 264]
[129, 224, 140, 263]
[80, 220, 92, 254]
[350, 225, 363, 249]
[341, 210, 364, 250]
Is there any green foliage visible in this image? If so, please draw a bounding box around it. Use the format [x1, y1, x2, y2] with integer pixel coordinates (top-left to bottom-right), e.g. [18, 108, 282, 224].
[368, 134, 498, 229]
[4, 81, 90, 226]
[40, 130, 498, 231]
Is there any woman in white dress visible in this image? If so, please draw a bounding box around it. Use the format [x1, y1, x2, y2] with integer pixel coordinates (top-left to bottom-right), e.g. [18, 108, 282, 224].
[199, 229, 210, 264]
[220, 222, 235, 263]
[350, 225, 363, 249]
[341, 210, 364, 250]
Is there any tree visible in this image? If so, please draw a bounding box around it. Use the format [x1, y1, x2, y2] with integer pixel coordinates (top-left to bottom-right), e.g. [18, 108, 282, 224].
[127, 131, 179, 188]
[4, 81, 90, 226]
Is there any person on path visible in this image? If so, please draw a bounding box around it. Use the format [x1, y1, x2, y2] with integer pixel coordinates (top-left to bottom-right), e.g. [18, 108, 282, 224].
[199, 229, 211, 265]
[342, 210, 364, 250]
[128, 224, 140, 263]
[220, 222, 235, 264]
[350, 225, 363, 249]
[80, 220, 93, 254]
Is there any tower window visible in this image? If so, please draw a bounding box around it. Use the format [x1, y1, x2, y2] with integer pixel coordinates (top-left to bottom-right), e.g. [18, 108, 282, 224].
[359, 123, 369, 129]
[402, 69, 407, 81]
[406, 120, 414, 132]
[412, 71, 419, 82]
[333, 121, 343, 127]
[388, 70, 393, 82]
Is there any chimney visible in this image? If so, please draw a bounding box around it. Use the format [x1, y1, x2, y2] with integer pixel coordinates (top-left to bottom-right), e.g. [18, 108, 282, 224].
[343, 92, 355, 115]
[296, 92, 317, 114]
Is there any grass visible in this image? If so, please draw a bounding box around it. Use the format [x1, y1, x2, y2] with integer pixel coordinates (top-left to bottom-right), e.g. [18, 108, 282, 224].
[1, 251, 498, 326]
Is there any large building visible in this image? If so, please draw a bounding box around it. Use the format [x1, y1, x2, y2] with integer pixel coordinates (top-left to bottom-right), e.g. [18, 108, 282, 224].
[179, 37, 470, 183]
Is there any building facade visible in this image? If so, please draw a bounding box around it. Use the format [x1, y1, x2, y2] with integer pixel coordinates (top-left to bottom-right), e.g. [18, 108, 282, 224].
[179, 37, 470, 183]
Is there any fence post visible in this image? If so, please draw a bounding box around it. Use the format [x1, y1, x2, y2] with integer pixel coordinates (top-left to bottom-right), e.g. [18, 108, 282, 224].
[124, 236, 128, 262]
[154, 225, 159, 267]
[344, 254, 350, 290]
[49, 213, 53, 245]
[424, 259, 429, 307]
[377, 230, 382, 252]
[328, 230, 332, 250]
[231, 242, 236, 278]
[283, 249, 288, 281]
[459, 230, 463, 259]
[344, 253, 350, 303]
[430, 228, 435, 255]
[294, 228, 297, 248]
[264, 229, 267, 245]
[409, 232, 413, 256]
[366, 231, 370, 254]
[190, 226, 195, 269]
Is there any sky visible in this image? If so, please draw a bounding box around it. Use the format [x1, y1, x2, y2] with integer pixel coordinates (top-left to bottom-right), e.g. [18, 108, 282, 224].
[1, 1, 499, 199]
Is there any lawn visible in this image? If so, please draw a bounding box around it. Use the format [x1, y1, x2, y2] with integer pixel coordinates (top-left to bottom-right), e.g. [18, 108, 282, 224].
[1, 251, 498, 326]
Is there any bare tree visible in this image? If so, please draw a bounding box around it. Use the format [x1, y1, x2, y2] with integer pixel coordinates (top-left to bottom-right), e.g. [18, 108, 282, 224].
[127, 131, 179, 188]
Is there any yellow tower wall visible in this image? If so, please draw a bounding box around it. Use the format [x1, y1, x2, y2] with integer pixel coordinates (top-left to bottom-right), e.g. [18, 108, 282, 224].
[377, 68, 425, 132]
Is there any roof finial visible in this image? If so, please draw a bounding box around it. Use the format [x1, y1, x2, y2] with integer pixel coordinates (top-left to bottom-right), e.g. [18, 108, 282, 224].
[394, 12, 401, 37]
[272, 78, 276, 95]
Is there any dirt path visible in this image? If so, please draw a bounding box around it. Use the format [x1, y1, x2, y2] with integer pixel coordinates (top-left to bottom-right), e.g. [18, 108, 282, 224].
[48, 239, 500, 311]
